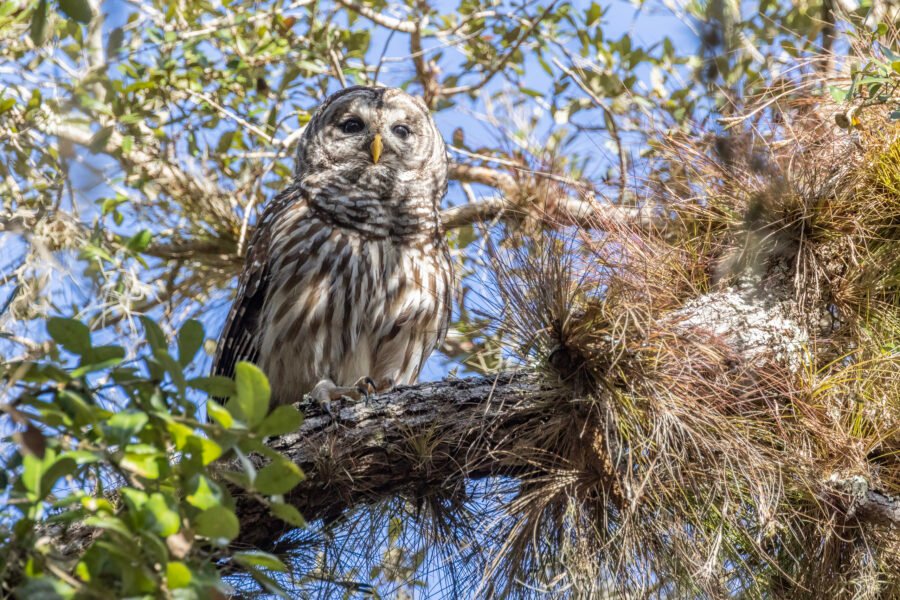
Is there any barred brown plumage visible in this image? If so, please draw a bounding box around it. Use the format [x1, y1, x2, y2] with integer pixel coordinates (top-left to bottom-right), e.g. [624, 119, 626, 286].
[213, 86, 453, 408]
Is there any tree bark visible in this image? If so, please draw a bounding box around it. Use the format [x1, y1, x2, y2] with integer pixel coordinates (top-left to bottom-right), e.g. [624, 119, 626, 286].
[229, 371, 554, 549]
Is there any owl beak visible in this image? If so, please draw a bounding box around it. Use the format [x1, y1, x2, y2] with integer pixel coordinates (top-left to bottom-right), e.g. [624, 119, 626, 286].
[370, 133, 383, 164]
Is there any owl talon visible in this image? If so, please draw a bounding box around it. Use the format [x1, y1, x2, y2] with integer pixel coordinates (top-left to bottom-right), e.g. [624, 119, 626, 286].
[353, 376, 377, 403]
[375, 377, 395, 393]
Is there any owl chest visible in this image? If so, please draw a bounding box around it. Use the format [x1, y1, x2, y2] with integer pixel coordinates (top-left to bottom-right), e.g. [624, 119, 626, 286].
[261, 222, 447, 388]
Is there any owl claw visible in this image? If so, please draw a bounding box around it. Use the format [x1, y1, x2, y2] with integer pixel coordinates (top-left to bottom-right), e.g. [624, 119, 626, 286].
[310, 376, 394, 414]
[353, 376, 378, 403]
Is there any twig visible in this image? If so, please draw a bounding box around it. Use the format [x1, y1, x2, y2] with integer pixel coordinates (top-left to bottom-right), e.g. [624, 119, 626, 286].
[333, 0, 417, 33]
[236, 198, 257, 258]
[552, 57, 628, 198]
[329, 48, 348, 88]
[372, 28, 396, 84]
[442, 1, 559, 96]
[183, 90, 274, 143]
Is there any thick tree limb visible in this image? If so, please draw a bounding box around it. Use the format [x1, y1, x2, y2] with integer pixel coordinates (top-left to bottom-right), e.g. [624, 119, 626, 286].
[225, 368, 900, 552]
[229, 371, 554, 549]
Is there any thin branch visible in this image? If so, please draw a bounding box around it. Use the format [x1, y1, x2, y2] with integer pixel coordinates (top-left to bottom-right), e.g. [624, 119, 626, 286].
[444, 161, 658, 230]
[552, 57, 628, 198]
[410, 12, 439, 107]
[183, 90, 274, 143]
[449, 162, 517, 196]
[442, 1, 559, 96]
[333, 0, 417, 33]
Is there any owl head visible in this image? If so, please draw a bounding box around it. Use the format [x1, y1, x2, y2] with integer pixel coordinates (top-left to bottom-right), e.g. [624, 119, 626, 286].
[294, 86, 448, 192]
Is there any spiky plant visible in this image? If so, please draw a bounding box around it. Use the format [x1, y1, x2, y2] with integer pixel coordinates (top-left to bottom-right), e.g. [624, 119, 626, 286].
[431, 42, 900, 599]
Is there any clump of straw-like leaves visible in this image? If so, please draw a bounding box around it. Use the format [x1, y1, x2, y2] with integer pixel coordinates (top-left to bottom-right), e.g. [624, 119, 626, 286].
[473, 59, 900, 598]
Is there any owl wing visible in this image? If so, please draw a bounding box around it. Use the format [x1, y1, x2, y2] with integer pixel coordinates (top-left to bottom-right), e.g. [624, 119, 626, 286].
[213, 186, 300, 380]
[212, 223, 270, 381]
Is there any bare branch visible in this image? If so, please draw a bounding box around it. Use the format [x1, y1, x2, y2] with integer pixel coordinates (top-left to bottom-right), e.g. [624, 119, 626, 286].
[333, 0, 417, 33]
[449, 162, 517, 196]
[552, 57, 628, 197]
[444, 161, 657, 230]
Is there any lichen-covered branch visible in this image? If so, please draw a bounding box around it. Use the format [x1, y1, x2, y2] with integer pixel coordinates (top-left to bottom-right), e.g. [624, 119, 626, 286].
[228, 371, 553, 548]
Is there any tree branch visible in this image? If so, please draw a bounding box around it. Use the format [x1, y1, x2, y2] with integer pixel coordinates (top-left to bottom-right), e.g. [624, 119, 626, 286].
[228, 371, 554, 549]
[333, 0, 417, 33]
[222, 367, 900, 552]
[37, 364, 900, 562]
[444, 161, 657, 230]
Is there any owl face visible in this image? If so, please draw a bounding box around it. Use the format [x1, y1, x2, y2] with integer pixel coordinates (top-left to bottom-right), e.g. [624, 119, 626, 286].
[295, 86, 447, 184]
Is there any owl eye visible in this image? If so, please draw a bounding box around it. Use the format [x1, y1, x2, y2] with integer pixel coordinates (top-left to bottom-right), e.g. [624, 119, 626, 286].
[391, 124, 411, 140]
[340, 117, 365, 134]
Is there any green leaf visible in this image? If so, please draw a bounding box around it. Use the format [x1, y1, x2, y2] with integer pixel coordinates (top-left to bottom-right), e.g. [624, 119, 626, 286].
[828, 85, 848, 103]
[194, 436, 222, 465]
[144, 492, 180, 537]
[22, 452, 44, 495]
[228, 362, 270, 427]
[586, 2, 602, 26]
[121, 134, 134, 154]
[166, 562, 192, 589]
[30, 0, 48, 45]
[255, 405, 302, 437]
[83, 515, 133, 538]
[177, 320, 204, 366]
[72, 344, 125, 377]
[269, 502, 306, 528]
[254, 459, 304, 495]
[140, 316, 167, 351]
[182, 434, 222, 466]
[194, 506, 239, 543]
[47, 317, 91, 355]
[64, 450, 101, 465]
[81, 495, 114, 513]
[187, 375, 237, 398]
[186, 475, 222, 510]
[57, 0, 93, 23]
[233, 551, 288, 572]
[103, 411, 148, 445]
[125, 229, 152, 253]
[39, 457, 76, 500]
[190, 376, 236, 398]
[154, 349, 186, 395]
[0, 97, 16, 115]
[246, 567, 290, 597]
[88, 126, 114, 152]
[106, 26, 124, 58]
[205, 400, 233, 429]
[121, 486, 148, 510]
[80, 243, 114, 264]
[56, 390, 94, 425]
[165, 421, 194, 450]
[120, 447, 160, 479]
[14, 576, 75, 599]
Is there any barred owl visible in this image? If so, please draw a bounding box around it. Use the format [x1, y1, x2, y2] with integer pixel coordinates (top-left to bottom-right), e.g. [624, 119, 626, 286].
[213, 86, 453, 408]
